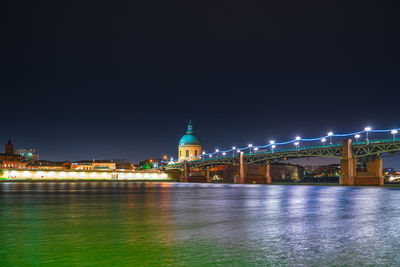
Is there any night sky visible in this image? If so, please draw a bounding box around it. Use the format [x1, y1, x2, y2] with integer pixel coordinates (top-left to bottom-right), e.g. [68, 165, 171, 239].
[1, 1, 400, 165]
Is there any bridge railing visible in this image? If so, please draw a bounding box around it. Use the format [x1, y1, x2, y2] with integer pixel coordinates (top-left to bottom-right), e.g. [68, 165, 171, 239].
[198, 143, 341, 162]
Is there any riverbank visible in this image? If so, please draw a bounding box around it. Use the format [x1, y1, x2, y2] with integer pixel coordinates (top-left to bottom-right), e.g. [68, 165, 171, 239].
[0, 178, 178, 182]
[1, 179, 400, 187]
[0, 169, 174, 180]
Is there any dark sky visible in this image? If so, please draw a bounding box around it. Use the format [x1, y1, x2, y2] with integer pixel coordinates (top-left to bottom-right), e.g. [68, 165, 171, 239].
[1, 1, 400, 165]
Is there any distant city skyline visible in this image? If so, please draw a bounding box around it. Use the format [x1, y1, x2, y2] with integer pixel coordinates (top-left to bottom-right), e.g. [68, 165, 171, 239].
[2, 122, 400, 169]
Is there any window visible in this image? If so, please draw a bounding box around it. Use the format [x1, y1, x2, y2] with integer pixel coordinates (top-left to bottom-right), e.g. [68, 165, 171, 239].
[195, 150, 198, 156]
[186, 150, 189, 157]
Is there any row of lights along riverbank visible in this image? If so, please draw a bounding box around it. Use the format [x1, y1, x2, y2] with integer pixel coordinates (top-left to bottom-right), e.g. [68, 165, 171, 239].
[168, 126, 400, 163]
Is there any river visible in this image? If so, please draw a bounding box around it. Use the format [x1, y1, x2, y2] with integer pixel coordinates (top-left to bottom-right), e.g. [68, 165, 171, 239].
[1, 181, 399, 266]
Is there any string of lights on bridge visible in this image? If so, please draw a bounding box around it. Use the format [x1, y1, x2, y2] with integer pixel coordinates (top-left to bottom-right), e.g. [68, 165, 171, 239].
[164, 127, 400, 163]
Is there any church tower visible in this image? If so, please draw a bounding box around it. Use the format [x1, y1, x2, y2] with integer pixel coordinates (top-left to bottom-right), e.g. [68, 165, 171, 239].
[5, 139, 14, 155]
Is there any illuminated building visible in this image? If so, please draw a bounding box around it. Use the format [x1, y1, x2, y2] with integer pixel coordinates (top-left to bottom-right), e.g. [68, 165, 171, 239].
[1, 169, 170, 180]
[15, 148, 39, 162]
[178, 120, 202, 161]
[0, 160, 27, 169]
[27, 161, 70, 170]
[71, 160, 116, 170]
[113, 159, 135, 171]
[0, 139, 24, 162]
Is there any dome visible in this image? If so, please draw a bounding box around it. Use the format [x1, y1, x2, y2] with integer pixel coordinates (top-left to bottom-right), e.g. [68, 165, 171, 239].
[179, 134, 201, 146]
[179, 121, 201, 146]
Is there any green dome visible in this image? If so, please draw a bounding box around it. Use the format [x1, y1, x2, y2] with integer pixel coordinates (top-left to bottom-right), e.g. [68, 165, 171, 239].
[179, 121, 201, 146]
[179, 134, 201, 146]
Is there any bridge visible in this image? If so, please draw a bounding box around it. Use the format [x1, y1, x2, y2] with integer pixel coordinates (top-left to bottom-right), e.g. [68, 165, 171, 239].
[164, 138, 400, 186]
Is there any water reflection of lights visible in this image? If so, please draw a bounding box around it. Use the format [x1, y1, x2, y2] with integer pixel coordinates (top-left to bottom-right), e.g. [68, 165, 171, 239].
[351, 188, 380, 237]
[389, 176, 400, 182]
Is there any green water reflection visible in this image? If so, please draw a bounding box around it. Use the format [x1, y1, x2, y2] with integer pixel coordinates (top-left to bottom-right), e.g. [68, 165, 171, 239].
[1, 182, 400, 266]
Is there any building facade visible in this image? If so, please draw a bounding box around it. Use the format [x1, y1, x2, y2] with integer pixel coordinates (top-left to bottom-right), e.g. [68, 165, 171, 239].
[26, 161, 70, 170]
[15, 148, 39, 162]
[71, 160, 116, 171]
[0, 139, 24, 162]
[0, 160, 27, 169]
[178, 121, 202, 161]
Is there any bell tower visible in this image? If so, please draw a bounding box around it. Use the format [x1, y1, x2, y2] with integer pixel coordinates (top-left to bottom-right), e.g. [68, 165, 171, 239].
[5, 139, 14, 155]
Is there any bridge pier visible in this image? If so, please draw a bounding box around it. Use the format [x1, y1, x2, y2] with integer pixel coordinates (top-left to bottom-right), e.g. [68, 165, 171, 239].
[339, 139, 355, 185]
[238, 152, 246, 184]
[354, 158, 384, 186]
[236, 152, 271, 184]
[340, 139, 383, 186]
[366, 158, 383, 179]
[181, 160, 189, 182]
[206, 167, 211, 183]
[264, 163, 271, 184]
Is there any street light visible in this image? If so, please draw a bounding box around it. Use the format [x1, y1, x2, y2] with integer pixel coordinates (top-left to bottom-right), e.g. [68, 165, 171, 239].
[391, 130, 398, 140]
[270, 141, 276, 154]
[295, 136, 301, 141]
[294, 141, 300, 151]
[269, 140, 275, 145]
[321, 138, 327, 143]
[355, 134, 360, 142]
[248, 144, 252, 155]
[328, 132, 334, 145]
[232, 146, 236, 157]
[254, 147, 258, 153]
[222, 152, 226, 156]
[364, 127, 371, 143]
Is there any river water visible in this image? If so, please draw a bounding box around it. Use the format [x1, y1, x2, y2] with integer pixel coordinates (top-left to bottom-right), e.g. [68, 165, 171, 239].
[1, 181, 400, 266]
